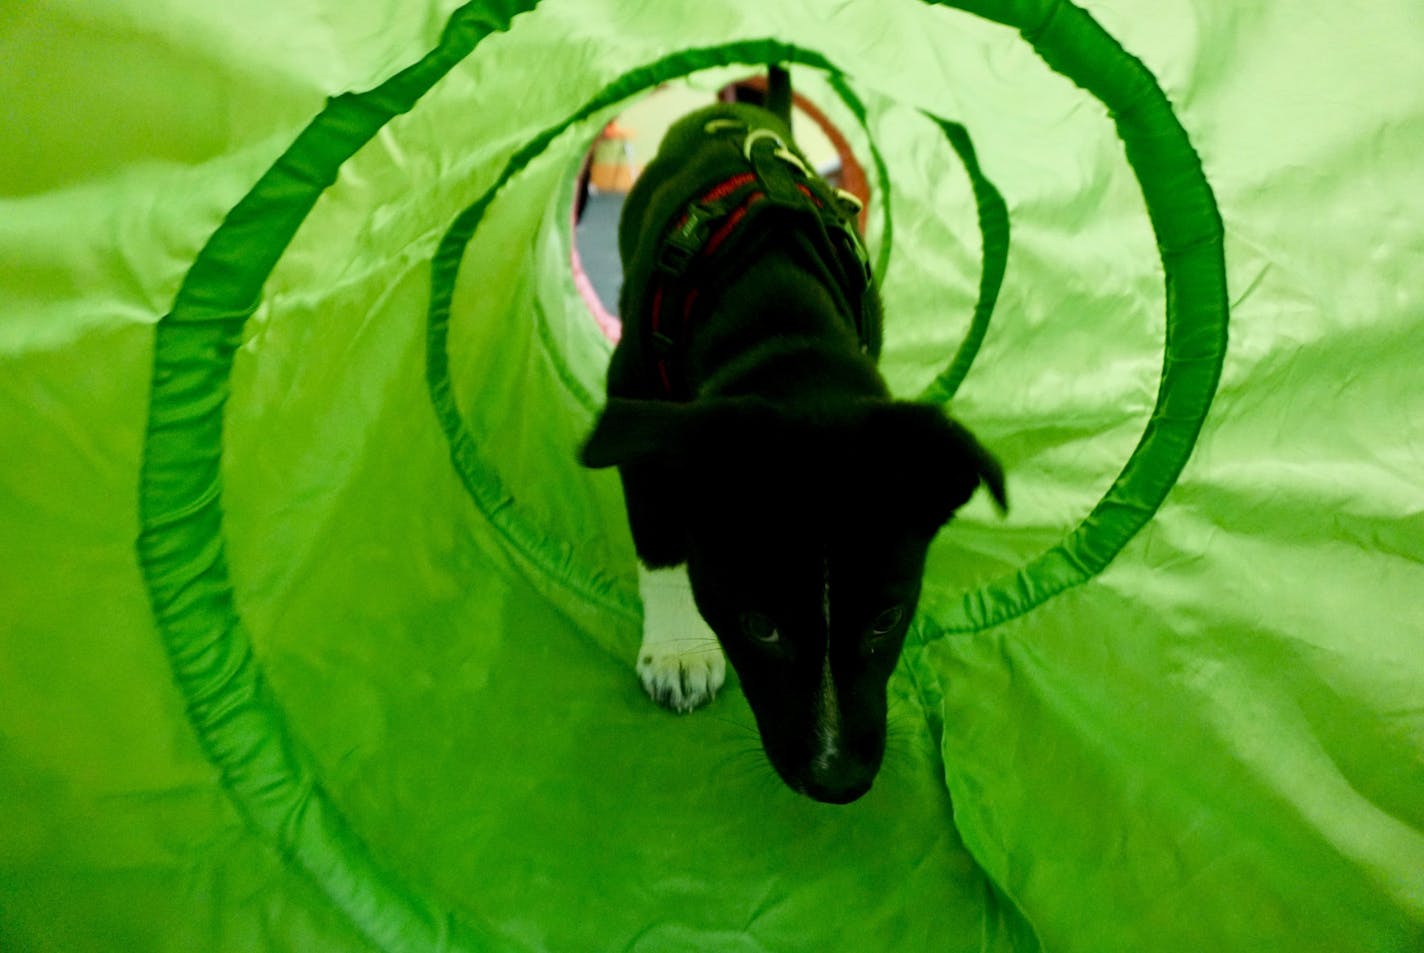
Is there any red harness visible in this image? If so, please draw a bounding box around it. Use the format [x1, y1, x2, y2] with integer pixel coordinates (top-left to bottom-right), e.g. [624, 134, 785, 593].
[646, 143, 865, 398]
[647, 171, 836, 395]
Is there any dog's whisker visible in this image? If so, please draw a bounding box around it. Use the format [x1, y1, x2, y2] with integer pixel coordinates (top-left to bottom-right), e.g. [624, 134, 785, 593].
[722, 752, 786, 797]
[712, 745, 769, 770]
[709, 746, 777, 789]
[705, 714, 759, 740]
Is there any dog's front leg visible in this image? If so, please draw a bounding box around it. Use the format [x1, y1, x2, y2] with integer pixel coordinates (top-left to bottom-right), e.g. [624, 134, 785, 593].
[636, 565, 726, 713]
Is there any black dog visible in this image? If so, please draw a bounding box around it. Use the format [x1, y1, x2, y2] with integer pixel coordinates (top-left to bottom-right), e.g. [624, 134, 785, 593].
[582, 67, 1005, 804]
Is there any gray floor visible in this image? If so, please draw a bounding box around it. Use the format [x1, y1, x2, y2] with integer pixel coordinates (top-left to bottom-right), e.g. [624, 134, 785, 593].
[574, 190, 624, 318]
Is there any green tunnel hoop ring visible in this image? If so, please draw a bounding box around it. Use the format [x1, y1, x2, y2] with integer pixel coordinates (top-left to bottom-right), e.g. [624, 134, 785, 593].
[430, 9, 1228, 635]
[137, 5, 545, 951]
[428, 38, 1010, 624]
[135, 1, 1227, 950]
[923, 0, 1229, 633]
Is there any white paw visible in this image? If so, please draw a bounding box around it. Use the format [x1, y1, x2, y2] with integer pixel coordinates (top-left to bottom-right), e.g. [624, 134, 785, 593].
[635, 564, 727, 713]
[637, 639, 726, 713]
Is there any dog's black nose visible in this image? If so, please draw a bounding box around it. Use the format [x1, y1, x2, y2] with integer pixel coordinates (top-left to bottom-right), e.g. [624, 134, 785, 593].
[776, 745, 883, 804]
[802, 775, 873, 805]
[764, 737, 883, 804]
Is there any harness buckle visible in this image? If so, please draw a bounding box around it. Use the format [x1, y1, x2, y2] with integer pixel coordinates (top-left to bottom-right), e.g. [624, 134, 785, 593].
[657, 202, 717, 276]
[833, 188, 864, 217]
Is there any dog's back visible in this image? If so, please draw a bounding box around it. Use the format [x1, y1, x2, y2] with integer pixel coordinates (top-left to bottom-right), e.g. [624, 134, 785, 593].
[612, 69, 878, 408]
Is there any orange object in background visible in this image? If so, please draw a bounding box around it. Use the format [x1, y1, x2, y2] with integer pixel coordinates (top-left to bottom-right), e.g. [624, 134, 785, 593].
[588, 120, 637, 192]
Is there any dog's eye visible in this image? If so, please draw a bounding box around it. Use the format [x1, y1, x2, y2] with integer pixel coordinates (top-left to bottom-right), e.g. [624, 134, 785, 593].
[869, 606, 904, 637]
[740, 611, 780, 645]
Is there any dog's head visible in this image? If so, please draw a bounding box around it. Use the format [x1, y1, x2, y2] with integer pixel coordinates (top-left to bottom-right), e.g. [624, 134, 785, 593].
[582, 398, 1005, 803]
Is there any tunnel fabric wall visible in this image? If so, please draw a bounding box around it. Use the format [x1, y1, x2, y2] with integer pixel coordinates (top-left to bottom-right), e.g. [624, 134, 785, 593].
[2, 0, 1423, 950]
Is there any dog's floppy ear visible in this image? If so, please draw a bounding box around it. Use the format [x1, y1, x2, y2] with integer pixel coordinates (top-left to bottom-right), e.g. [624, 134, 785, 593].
[868, 402, 1007, 531]
[940, 416, 1008, 515]
[579, 398, 693, 469]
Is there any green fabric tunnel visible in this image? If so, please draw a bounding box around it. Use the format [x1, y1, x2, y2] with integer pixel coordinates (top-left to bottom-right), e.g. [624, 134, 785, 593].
[3, 0, 1422, 950]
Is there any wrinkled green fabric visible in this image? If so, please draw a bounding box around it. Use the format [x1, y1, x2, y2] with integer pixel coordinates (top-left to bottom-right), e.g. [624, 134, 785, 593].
[2, 2, 1422, 952]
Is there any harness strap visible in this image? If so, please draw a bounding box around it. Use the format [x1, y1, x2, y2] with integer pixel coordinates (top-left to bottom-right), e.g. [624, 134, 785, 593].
[646, 120, 874, 400]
